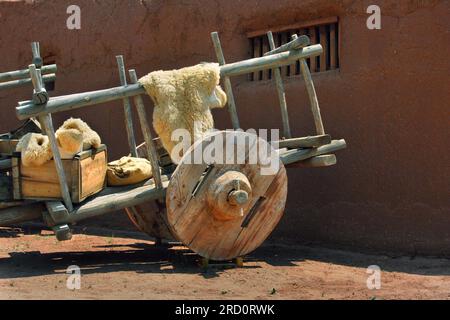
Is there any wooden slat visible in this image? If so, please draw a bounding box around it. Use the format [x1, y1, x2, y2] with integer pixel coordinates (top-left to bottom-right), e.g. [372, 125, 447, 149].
[0, 64, 57, 83]
[0, 203, 44, 226]
[129, 69, 163, 189]
[263, 35, 310, 56]
[246, 16, 339, 38]
[280, 139, 346, 165]
[78, 150, 107, 201]
[65, 177, 170, 224]
[285, 154, 336, 168]
[211, 32, 241, 129]
[16, 45, 324, 120]
[116, 56, 138, 157]
[251, 38, 259, 81]
[0, 175, 12, 201]
[309, 27, 317, 72]
[275, 134, 331, 149]
[280, 32, 289, 77]
[262, 36, 270, 80]
[319, 25, 328, 72]
[330, 23, 337, 70]
[267, 31, 291, 139]
[0, 74, 56, 91]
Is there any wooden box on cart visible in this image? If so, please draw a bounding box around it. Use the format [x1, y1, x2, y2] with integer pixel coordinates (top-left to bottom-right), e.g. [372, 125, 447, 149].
[12, 145, 107, 203]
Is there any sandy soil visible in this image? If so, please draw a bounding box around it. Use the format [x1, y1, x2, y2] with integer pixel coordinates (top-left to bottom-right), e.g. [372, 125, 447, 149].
[1, 225, 450, 300]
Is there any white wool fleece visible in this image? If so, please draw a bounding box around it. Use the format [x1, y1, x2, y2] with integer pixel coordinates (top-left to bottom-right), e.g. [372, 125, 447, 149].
[139, 63, 227, 163]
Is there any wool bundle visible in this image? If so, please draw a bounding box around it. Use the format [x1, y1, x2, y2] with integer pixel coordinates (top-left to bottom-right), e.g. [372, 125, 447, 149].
[139, 63, 227, 163]
[16, 118, 101, 166]
[56, 118, 101, 151]
[107, 156, 153, 186]
[15, 133, 53, 167]
[56, 128, 83, 159]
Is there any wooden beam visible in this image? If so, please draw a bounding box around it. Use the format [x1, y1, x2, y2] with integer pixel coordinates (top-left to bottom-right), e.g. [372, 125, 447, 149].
[211, 32, 240, 129]
[280, 139, 346, 165]
[116, 56, 138, 157]
[63, 177, 170, 224]
[275, 134, 331, 149]
[220, 44, 323, 78]
[267, 31, 291, 139]
[0, 64, 57, 83]
[319, 25, 328, 72]
[28, 64, 49, 105]
[264, 35, 310, 56]
[28, 62, 73, 211]
[0, 203, 44, 226]
[0, 159, 12, 170]
[39, 114, 74, 212]
[16, 45, 323, 120]
[0, 74, 56, 91]
[246, 16, 339, 38]
[285, 154, 336, 168]
[31, 42, 43, 68]
[289, 34, 325, 135]
[128, 69, 163, 189]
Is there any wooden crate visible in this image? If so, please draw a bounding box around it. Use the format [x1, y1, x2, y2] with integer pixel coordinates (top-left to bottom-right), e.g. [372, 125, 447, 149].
[12, 145, 107, 203]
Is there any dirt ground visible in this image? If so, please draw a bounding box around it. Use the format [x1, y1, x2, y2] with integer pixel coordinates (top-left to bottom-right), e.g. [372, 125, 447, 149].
[1, 225, 450, 300]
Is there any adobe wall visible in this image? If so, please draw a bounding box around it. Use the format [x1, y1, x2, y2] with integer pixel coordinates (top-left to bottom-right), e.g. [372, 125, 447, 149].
[0, 0, 448, 255]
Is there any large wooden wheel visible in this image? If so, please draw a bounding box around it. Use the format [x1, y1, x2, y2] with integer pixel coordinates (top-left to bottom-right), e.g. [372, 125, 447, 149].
[166, 130, 288, 261]
[125, 201, 174, 241]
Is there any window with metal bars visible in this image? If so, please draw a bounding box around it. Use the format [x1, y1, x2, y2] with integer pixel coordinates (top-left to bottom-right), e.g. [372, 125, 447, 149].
[43, 56, 56, 91]
[248, 18, 339, 81]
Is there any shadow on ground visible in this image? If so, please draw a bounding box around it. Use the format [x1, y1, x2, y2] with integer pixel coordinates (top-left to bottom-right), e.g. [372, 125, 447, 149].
[1, 225, 450, 280]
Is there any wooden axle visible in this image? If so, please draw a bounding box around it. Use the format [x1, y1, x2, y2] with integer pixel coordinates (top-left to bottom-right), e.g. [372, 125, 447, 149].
[16, 44, 323, 120]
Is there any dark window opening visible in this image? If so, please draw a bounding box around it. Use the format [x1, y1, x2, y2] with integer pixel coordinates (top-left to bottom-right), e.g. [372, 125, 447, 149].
[248, 19, 339, 81]
[42, 57, 56, 91]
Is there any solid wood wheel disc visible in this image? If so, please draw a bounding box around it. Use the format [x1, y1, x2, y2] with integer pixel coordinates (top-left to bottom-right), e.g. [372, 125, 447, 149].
[125, 202, 174, 241]
[166, 131, 288, 261]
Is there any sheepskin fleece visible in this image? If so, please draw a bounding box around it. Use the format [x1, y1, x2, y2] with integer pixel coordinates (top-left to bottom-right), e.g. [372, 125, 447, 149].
[56, 128, 83, 159]
[107, 157, 153, 186]
[56, 118, 101, 151]
[16, 133, 53, 167]
[139, 63, 227, 162]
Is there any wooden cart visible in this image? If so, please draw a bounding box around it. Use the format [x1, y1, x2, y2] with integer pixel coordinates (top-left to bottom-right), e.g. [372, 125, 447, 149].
[0, 32, 346, 264]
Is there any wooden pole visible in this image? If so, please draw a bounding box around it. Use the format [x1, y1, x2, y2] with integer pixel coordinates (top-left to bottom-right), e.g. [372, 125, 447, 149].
[263, 35, 310, 56]
[280, 139, 346, 165]
[31, 42, 43, 68]
[28, 64, 49, 105]
[16, 44, 323, 120]
[128, 69, 163, 189]
[0, 203, 44, 226]
[63, 177, 169, 224]
[267, 31, 291, 139]
[28, 65, 73, 212]
[0, 73, 56, 90]
[116, 55, 138, 157]
[0, 64, 57, 83]
[220, 44, 322, 78]
[211, 32, 240, 129]
[292, 34, 325, 135]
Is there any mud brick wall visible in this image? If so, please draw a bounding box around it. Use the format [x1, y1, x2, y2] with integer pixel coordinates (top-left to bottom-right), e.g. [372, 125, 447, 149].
[0, 0, 448, 255]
